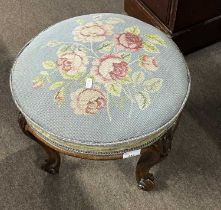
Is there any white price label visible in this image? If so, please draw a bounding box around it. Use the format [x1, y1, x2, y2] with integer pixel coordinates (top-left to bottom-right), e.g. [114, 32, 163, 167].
[85, 78, 93, 88]
[123, 149, 141, 159]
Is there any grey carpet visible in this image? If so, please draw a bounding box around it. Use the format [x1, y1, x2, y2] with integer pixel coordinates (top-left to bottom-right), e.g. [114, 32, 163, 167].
[0, 0, 221, 209]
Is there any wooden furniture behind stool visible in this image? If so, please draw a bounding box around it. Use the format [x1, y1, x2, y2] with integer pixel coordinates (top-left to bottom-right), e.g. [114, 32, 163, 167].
[125, 0, 221, 54]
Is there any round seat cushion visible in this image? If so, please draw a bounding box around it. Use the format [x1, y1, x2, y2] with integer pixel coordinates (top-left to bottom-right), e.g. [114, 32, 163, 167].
[10, 13, 190, 155]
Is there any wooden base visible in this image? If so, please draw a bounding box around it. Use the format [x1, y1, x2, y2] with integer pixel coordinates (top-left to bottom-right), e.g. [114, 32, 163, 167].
[18, 113, 177, 191]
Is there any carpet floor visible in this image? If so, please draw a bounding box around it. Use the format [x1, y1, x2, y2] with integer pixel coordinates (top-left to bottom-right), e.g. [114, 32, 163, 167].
[0, 0, 221, 209]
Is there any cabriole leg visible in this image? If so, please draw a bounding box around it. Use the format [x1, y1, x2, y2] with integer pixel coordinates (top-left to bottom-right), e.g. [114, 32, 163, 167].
[18, 113, 61, 174]
[136, 123, 177, 191]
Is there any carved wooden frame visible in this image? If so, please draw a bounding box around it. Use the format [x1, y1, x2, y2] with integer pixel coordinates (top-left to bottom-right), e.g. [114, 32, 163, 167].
[18, 112, 178, 191]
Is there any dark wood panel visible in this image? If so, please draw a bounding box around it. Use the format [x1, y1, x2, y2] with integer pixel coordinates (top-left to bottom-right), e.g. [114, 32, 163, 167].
[173, 16, 221, 54]
[175, 0, 221, 31]
[140, 0, 170, 24]
[124, 0, 171, 33]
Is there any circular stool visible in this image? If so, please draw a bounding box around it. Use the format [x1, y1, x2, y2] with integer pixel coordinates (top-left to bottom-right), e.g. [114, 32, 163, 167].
[10, 13, 190, 191]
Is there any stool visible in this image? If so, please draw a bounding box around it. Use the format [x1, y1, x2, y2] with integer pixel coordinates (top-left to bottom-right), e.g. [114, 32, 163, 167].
[10, 13, 190, 191]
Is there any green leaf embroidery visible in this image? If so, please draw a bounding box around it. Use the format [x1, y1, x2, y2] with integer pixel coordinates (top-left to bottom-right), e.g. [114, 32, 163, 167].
[113, 96, 125, 111]
[40, 71, 49, 76]
[97, 41, 113, 53]
[42, 60, 56, 69]
[75, 18, 85, 25]
[118, 96, 125, 109]
[132, 71, 145, 84]
[49, 81, 64, 90]
[119, 52, 131, 62]
[32, 76, 44, 88]
[47, 40, 61, 47]
[105, 17, 124, 24]
[120, 75, 132, 84]
[54, 87, 65, 107]
[143, 78, 163, 92]
[57, 45, 75, 56]
[125, 26, 140, 35]
[77, 46, 87, 53]
[106, 83, 122, 97]
[144, 34, 166, 46]
[135, 92, 151, 110]
[143, 42, 159, 53]
[61, 72, 82, 80]
[32, 75, 42, 82]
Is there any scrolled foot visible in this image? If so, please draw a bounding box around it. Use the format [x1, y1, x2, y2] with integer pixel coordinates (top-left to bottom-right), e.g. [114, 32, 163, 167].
[40, 148, 61, 174]
[41, 162, 59, 174]
[136, 144, 160, 191]
[137, 173, 155, 191]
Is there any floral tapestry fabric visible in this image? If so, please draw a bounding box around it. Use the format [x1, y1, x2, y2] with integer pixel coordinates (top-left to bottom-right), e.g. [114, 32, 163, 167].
[32, 14, 167, 121]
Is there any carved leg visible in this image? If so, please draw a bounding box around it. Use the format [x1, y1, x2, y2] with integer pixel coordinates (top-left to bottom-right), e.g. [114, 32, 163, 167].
[39, 142, 61, 174]
[136, 123, 176, 191]
[136, 145, 159, 191]
[18, 113, 61, 174]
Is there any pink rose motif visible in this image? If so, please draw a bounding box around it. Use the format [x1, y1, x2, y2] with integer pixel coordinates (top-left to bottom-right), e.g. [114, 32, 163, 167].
[91, 54, 128, 84]
[73, 21, 113, 42]
[139, 55, 159, 71]
[71, 88, 106, 115]
[113, 32, 143, 52]
[57, 50, 88, 79]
